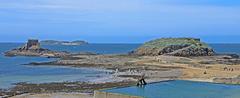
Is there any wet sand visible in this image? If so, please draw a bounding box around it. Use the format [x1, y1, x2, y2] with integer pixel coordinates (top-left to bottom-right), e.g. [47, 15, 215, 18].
[2, 54, 240, 97]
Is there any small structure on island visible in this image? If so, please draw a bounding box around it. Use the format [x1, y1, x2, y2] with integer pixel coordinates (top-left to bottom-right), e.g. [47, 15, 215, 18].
[26, 39, 40, 50]
[4, 39, 70, 57]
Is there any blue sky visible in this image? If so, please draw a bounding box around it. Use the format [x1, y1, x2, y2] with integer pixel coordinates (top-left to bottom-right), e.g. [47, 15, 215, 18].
[0, 0, 239, 43]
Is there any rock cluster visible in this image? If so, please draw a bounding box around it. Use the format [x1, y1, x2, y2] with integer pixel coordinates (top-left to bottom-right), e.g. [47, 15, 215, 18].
[213, 75, 240, 84]
[132, 38, 215, 57]
[5, 39, 70, 58]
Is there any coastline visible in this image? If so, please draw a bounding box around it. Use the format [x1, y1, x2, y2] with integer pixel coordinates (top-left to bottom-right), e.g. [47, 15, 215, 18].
[2, 41, 240, 97]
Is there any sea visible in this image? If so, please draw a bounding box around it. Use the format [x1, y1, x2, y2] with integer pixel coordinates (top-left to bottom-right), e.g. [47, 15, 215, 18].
[0, 43, 140, 88]
[0, 43, 239, 89]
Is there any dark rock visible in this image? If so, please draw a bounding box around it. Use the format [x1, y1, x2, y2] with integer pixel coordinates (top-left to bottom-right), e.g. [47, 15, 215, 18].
[4, 39, 71, 58]
[216, 53, 239, 59]
[213, 76, 240, 84]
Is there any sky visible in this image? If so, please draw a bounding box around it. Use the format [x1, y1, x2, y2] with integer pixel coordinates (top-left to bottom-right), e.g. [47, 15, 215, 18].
[0, 0, 239, 43]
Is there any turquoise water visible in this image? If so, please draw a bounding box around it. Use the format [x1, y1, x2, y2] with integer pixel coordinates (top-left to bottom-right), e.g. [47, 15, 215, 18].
[104, 80, 240, 98]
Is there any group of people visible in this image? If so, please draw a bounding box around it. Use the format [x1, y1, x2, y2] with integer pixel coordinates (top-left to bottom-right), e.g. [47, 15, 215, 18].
[137, 73, 147, 86]
[224, 67, 235, 71]
[114, 67, 147, 86]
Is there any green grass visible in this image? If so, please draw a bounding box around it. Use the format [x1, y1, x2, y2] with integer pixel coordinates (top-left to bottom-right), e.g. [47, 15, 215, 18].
[141, 38, 210, 50]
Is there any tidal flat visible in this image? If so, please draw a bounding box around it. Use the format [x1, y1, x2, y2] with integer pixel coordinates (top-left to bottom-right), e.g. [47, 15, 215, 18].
[2, 38, 240, 98]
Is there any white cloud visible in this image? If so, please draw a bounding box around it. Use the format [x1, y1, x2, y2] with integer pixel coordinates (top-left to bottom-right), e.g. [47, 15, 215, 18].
[0, 0, 145, 12]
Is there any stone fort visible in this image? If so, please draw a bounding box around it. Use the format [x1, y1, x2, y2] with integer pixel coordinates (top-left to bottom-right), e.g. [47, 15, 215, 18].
[26, 39, 40, 49]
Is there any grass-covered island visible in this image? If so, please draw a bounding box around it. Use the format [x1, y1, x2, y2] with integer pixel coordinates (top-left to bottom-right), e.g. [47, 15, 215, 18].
[2, 38, 240, 98]
[132, 38, 214, 56]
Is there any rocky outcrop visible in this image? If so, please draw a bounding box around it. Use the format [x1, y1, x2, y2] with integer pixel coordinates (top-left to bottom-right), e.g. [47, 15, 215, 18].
[5, 39, 70, 58]
[132, 38, 215, 57]
[213, 75, 240, 84]
[168, 46, 214, 56]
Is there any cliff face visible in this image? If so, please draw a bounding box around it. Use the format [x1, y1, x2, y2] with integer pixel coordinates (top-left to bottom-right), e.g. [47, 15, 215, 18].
[132, 38, 215, 57]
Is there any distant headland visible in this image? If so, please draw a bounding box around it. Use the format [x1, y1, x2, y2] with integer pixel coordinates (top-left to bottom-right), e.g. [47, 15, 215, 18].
[40, 40, 88, 45]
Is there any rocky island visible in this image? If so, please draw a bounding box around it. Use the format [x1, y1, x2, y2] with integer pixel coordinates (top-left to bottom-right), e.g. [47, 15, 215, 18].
[4, 39, 71, 58]
[132, 38, 215, 56]
[40, 40, 88, 45]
